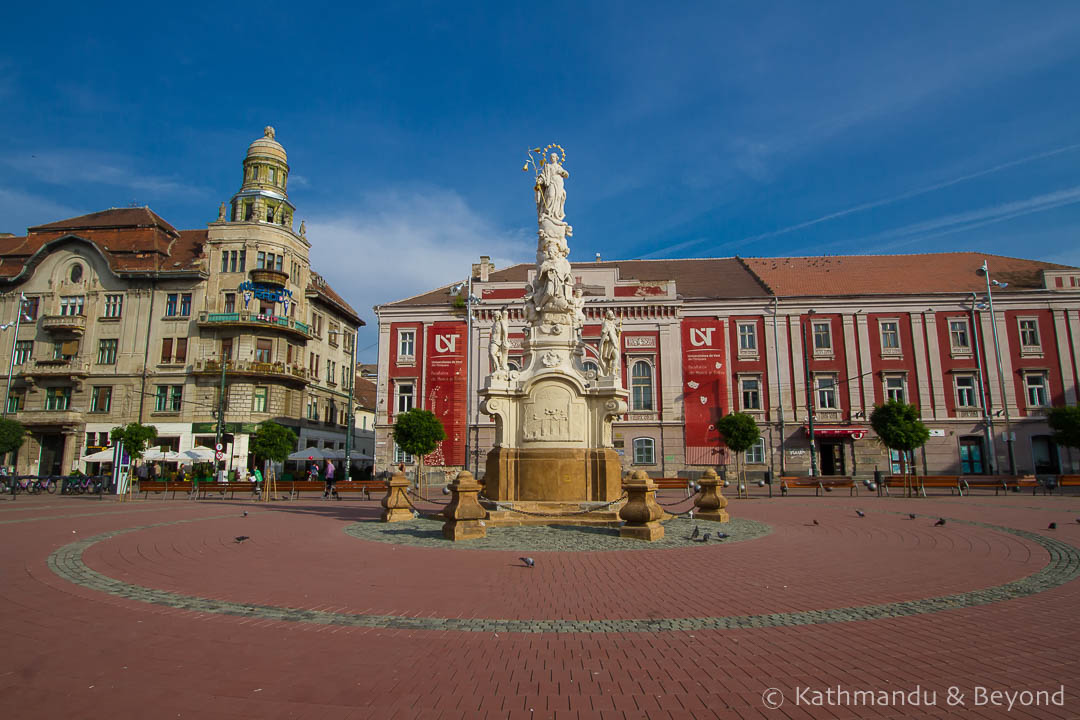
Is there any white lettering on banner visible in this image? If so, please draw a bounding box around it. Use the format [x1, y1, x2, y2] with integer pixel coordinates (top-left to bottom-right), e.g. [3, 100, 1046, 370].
[689, 328, 715, 347]
[434, 335, 458, 353]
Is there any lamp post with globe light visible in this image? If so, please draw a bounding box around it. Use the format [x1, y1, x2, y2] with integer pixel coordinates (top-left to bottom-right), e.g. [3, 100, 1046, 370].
[976, 260, 1016, 475]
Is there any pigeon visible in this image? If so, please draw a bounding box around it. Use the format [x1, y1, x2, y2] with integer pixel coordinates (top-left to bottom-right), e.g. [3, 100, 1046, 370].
[234, 536, 250, 543]
[442, 485, 451, 495]
[855, 510, 865, 518]
[520, 557, 535, 568]
[691, 525, 700, 540]
[824, 486, 832, 493]
[1048, 522, 1057, 530]
[813, 519, 819, 526]
[242, 511, 248, 517]
[715, 532, 728, 539]
[1076, 518, 1080, 524]
[908, 514, 916, 520]
[701, 532, 711, 542]
[934, 518, 946, 527]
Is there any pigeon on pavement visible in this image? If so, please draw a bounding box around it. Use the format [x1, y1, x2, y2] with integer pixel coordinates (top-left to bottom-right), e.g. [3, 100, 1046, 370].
[1048, 522, 1057, 530]
[701, 532, 711, 542]
[813, 519, 819, 526]
[691, 525, 700, 540]
[520, 557, 535, 568]
[855, 510, 865, 518]
[234, 536, 250, 543]
[242, 511, 248, 517]
[934, 518, 946, 527]
[715, 532, 728, 539]
[908, 513, 916, 520]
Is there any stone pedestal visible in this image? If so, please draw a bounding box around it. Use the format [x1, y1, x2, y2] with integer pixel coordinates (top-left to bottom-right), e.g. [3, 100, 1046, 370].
[380, 473, 412, 522]
[619, 470, 664, 541]
[693, 468, 730, 522]
[442, 471, 488, 541]
[483, 446, 622, 502]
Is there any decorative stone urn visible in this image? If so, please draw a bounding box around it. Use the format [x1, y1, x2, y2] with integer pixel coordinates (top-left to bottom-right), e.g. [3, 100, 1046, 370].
[441, 470, 488, 540]
[380, 472, 413, 523]
[619, 470, 664, 541]
[693, 468, 730, 522]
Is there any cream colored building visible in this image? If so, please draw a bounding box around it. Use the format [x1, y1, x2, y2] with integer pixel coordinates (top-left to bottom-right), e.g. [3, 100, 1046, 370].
[0, 127, 367, 476]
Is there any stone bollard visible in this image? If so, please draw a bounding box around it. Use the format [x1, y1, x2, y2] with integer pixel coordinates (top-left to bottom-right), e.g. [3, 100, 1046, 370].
[442, 470, 487, 540]
[619, 469, 664, 541]
[693, 468, 730, 522]
[380, 472, 413, 522]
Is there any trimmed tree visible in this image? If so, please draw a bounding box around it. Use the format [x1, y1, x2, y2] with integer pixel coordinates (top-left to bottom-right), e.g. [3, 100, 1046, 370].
[0, 417, 26, 465]
[249, 420, 297, 470]
[1047, 406, 1080, 451]
[109, 422, 158, 462]
[716, 412, 760, 488]
[869, 400, 930, 480]
[392, 409, 446, 494]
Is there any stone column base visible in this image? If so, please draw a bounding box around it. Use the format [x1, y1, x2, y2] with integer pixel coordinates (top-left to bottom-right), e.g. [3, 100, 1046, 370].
[441, 470, 487, 541]
[443, 520, 486, 540]
[381, 473, 412, 523]
[619, 521, 664, 541]
[695, 510, 729, 523]
[484, 446, 622, 502]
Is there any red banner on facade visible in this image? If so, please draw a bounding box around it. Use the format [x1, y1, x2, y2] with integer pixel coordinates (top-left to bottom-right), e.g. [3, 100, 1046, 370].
[681, 317, 728, 465]
[423, 321, 467, 466]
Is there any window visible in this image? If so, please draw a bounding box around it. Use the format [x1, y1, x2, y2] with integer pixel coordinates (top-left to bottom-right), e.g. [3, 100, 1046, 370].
[949, 319, 970, 351]
[53, 340, 77, 360]
[329, 322, 340, 347]
[879, 320, 900, 353]
[740, 376, 761, 411]
[738, 322, 757, 353]
[70, 264, 83, 282]
[238, 250, 246, 272]
[179, 293, 192, 316]
[396, 382, 415, 413]
[244, 202, 254, 221]
[815, 374, 838, 409]
[161, 338, 173, 363]
[221, 337, 233, 361]
[306, 396, 319, 420]
[268, 167, 276, 184]
[745, 437, 766, 465]
[222, 249, 245, 273]
[14, 341, 32, 365]
[394, 446, 414, 465]
[174, 338, 187, 363]
[45, 387, 72, 411]
[97, 339, 117, 365]
[22, 297, 39, 320]
[583, 360, 599, 375]
[221, 250, 229, 273]
[631, 360, 654, 411]
[1024, 373, 1049, 407]
[224, 293, 236, 313]
[165, 293, 178, 316]
[326, 358, 334, 382]
[506, 359, 521, 372]
[812, 321, 832, 351]
[398, 329, 415, 358]
[90, 386, 112, 413]
[257, 251, 265, 269]
[885, 375, 906, 403]
[103, 294, 123, 318]
[253, 387, 268, 413]
[7, 391, 24, 413]
[955, 376, 978, 408]
[60, 295, 85, 316]
[1019, 319, 1041, 350]
[255, 338, 273, 363]
[632, 437, 655, 465]
[154, 385, 183, 412]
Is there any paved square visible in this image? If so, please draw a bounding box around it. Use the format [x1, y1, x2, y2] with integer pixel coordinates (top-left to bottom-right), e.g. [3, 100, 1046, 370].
[2, 490, 1078, 719]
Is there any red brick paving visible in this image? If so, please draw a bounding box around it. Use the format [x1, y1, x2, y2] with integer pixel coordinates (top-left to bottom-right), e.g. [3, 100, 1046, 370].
[1, 492, 1079, 719]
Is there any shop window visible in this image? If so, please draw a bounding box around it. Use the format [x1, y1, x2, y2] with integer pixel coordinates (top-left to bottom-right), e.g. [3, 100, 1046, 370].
[740, 376, 761, 411]
[745, 437, 766, 465]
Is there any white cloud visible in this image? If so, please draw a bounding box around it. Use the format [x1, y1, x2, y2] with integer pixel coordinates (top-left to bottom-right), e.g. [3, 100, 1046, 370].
[3, 150, 206, 197]
[0, 187, 80, 235]
[306, 188, 531, 360]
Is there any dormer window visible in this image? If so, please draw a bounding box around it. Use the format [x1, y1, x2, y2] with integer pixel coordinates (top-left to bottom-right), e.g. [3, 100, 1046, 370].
[70, 264, 83, 282]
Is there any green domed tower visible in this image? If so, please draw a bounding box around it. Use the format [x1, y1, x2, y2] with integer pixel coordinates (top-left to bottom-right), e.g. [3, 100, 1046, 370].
[228, 126, 295, 228]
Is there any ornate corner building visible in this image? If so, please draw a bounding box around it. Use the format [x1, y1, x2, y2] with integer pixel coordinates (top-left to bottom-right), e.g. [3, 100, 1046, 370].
[0, 127, 368, 475]
[375, 253, 1080, 480]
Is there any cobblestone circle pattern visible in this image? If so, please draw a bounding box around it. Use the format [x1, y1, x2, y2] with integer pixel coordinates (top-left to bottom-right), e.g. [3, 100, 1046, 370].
[343, 516, 769, 551]
[47, 515, 1080, 634]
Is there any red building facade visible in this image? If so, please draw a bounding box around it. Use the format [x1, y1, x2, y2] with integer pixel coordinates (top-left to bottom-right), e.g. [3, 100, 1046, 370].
[374, 253, 1080, 480]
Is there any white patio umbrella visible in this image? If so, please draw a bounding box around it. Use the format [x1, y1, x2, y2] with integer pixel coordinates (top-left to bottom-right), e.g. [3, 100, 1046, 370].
[81, 448, 116, 463]
[180, 446, 216, 462]
[143, 446, 183, 462]
[287, 447, 328, 461]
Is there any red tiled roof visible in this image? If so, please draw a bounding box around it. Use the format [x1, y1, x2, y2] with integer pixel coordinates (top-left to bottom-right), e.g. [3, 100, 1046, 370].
[307, 271, 363, 325]
[353, 376, 377, 410]
[29, 207, 180, 237]
[743, 252, 1075, 297]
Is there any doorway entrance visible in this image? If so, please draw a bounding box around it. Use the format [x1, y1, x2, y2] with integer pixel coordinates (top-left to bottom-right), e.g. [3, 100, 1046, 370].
[1031, 436, 1060, 474]
[959, 436, 986, 474]
[38, 434, 64, 476]
[819, 440, 846, 475]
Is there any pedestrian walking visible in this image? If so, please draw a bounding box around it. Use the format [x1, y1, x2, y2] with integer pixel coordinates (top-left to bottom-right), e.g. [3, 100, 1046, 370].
[324, 459, 338, 500]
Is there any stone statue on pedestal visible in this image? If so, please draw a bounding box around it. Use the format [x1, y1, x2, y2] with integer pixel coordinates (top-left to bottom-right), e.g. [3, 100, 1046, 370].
[489, 310, 509, 376]
[218, 202, 227, 222]
[599, 310, 621, 378]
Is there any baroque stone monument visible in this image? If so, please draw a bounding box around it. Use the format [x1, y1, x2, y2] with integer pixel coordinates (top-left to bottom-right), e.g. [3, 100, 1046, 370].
[479, 146, 629, 507]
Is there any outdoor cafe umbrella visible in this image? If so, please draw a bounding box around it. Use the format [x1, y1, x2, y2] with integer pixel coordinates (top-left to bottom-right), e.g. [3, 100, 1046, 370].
[80, 448, 117, 463]
[287, 447, 329, 461]
[142, 446, 183, 462]
[180, 446, 216, 462]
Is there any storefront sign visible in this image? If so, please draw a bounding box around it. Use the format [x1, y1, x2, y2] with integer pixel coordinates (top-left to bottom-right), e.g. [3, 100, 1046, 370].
[237, 281, 294, 314]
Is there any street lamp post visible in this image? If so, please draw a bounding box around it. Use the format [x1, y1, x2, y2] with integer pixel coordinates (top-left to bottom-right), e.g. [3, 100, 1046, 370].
[977, 261, 1016, 475]
[801, 312, 819, 478]
[2, 292, 28, 417]
[969, 293, 997, 474]
[771, 297, 786, 476]
[344, 327, 358, 479]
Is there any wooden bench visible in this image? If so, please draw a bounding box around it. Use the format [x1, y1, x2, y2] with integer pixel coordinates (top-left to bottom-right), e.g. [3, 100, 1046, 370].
[138, 481, 195, 499]
[781, 476, 857, 496]
[1006, 476, 1041, 495]
[196, 481, 262, 500]
[1041, 475, 1080, 495]
[652, 477, 694, 490]
[285, 479, 388, 499]
[880, 475, 963, 497]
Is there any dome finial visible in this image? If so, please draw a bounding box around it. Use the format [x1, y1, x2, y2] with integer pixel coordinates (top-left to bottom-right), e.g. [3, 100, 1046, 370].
[264, 125, 275, 140]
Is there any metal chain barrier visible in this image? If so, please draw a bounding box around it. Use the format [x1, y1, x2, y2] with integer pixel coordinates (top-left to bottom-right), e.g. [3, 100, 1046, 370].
[407, 488, 450, 506]
[477, 492, 627, 518]
[655, 492, 698, 507]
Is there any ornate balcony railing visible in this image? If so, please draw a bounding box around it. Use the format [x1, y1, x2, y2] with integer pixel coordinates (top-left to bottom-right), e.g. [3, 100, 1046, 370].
[249, 268, 289, 287]
[197, 311, 312, 340]
[192, 358, 309, 386]
[41, 314, 87, 335]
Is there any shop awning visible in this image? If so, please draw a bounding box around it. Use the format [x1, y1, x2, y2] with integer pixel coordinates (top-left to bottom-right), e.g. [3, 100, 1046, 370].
[802, 425, 868, 440]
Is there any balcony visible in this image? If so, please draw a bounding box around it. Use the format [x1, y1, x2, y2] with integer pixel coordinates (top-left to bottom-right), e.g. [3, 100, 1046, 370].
[197, 310, 312, 341]
[192, 358, 309, 387]
[41, 314, 86, 335]
[16, 409, 83, 427]
[249, 268, 290, 288]
[23, 358, 91, 379]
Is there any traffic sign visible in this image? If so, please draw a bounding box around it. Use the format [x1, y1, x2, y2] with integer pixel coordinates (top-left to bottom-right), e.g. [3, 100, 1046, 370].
[215, 443, 224, 451]
[215, 451, 225, 461]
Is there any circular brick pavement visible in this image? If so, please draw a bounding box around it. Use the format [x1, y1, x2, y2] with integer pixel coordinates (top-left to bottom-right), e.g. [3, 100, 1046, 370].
[48, 512, 1080, 634]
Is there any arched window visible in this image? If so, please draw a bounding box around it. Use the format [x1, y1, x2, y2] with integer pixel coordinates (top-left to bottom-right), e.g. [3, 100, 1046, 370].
[70, 264, 83, 282]
[506, 359, 520, 372]
[631, 360, 653, 411]
[583, 360, 598, 375]
[633, 437, 655, 465]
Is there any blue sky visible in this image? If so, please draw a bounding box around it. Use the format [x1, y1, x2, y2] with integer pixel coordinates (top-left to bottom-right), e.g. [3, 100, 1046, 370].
[3, 2, 1080, 359]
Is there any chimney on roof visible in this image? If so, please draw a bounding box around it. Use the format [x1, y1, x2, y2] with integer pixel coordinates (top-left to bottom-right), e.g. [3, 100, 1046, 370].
[472, 255, 493, 282]
[595, 252, 601, 262]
